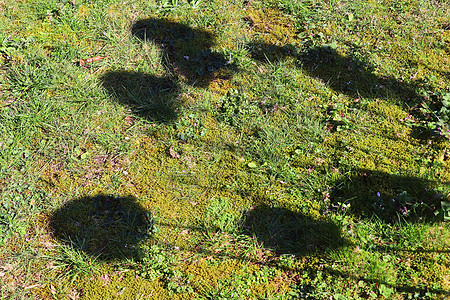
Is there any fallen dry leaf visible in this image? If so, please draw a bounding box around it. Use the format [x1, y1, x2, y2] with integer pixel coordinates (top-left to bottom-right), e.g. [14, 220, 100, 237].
[125, 116, 134, 126]
[24, 284, 40, 290]
[99, 274, 111, 286]
[68, 288, 81, 300]
[79, 56, 107, 66]
[169, 146, 180, 159]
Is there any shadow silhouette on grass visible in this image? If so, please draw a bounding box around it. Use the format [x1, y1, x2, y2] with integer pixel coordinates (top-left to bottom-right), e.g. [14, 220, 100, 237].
[328, 169, 447, 223]
[100, 18, 236, 123]
[100, 71, 179, 123]
[131, 18, 234, 85]
[247, 41, 450, 140]
[49, 194, 154, 261]
[299, 46, 449, 140]
[299, 46, 419, 103]
[248, 42, 419, 104]
[242, 203, 345, 256]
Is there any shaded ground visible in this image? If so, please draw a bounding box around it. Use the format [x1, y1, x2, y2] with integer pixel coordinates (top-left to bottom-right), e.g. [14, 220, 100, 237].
[100, 18, 236, 123]
[49, 194, 155, 260]
[248, 41, 420, 104]
[243, 203, 345, 256]
[328, 169, 447, 223]
[100, 71, 179, 122]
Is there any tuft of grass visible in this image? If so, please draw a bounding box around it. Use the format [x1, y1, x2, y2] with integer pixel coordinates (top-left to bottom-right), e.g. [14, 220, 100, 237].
[49, 243, 101, 283]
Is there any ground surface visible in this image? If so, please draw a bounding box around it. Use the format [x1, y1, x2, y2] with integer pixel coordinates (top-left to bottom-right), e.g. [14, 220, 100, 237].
[1, 0, 449, 299]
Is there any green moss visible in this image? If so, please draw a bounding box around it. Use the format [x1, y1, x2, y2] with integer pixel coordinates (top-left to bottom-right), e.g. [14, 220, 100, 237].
[80, 271, 175, 300]
[1, 1, 449, 298]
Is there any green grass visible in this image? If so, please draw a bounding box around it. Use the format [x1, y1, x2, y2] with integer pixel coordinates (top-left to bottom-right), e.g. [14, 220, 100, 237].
[1, 0, 449, 298]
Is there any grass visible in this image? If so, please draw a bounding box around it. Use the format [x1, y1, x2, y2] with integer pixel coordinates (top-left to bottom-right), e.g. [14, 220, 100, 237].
[0, 0, 449, 298]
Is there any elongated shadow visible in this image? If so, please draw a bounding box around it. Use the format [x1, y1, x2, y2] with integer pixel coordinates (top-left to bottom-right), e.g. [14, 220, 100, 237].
[100, 71, 179, 123]
[328, 169, 447, 222]
[49, 194, 155, 261]
[242, 203, 345, 255]
[248, 42, 418, 103]
[300, 46, 419, 102]
[131, 18, 214, 54]
[247, 41, 449, 139]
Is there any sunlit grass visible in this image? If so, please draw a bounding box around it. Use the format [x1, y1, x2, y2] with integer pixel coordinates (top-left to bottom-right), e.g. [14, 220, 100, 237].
[0, 0, 449, 298]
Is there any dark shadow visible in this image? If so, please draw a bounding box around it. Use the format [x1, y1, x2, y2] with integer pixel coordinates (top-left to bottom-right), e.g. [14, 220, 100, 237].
[248, 42, 418, 104]
[247, 41, 450, 140]
[299, 46, 418, 102]
[328, 169, 446, 222]
[49, 194, 154, 261]
[242, 203, 345, 255]
[100, 71, 179, 123]
[100, 18, 237, 123]
[246, 42, 297, 65]
[130, 18, 234, 85]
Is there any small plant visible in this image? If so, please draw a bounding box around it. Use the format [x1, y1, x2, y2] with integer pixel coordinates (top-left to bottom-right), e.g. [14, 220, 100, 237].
[0, 36, 28, 62]
[223, 42, 253, 69]
[216, 88, 259, 127]
[166, 270, 194, 294]
[157, 0, 203, 10]
[324, 102, 355, 132]
[5, 58, 55, 95]
[158, 0, 181, 9]
[138, 244, 193, 294]
[187, 0, 203, 9]
[414, 92, 450, 140]
[275, 0, 330, 47]
[372, 190, 412, 220]
[190, 49, 230, 76]
[203, 197, 242, 233]
[0, 201, 28, 246]
[175, 113, 207, 141]
[138, 244, 174, 281]
[436, 201, 450, 221]
[0, 182, 46, 246]
[50, 242, 100, 282]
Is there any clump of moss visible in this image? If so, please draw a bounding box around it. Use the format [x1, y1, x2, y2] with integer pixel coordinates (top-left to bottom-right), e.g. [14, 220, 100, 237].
[80, 270, 175, 300]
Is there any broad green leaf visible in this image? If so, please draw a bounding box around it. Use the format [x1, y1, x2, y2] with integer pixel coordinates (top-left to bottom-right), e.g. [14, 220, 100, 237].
[248, 162, 257, 168]
[348, 13, 354, 22]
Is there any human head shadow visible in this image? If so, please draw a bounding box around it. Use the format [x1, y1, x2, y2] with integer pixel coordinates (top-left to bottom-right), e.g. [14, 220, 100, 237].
[242, 203, 345, 256]
[100, 71, 179, 123]
[100, 18, 237, 123]
[49, 194, 155, 261]
[131, 18, 235, 86]
[248, 41, 419, 105]
[328, 169, 446, 223]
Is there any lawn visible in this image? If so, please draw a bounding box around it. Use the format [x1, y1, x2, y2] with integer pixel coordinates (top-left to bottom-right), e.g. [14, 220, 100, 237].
[1, 0, 449, 299]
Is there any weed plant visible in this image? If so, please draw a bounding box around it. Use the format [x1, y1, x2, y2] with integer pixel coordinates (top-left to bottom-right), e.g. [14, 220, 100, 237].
[0, 0, 449, 299]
